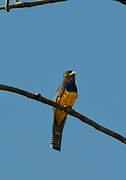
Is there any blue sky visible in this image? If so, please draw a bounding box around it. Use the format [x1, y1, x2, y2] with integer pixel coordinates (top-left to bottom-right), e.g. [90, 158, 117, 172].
[0, 0, 126, 179]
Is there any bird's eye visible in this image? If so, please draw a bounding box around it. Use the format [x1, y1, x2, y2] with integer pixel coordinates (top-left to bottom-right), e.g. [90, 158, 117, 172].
[64, 72, 69, 76]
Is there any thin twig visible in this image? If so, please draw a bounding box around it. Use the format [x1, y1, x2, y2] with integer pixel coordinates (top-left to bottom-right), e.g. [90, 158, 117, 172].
[5, 0, 10, 11]
[0, 0, 67, 11]
[0, 84, 126, 144]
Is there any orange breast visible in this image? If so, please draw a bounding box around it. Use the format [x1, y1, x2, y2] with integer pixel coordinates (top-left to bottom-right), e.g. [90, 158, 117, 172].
[54, 90, 77, 125]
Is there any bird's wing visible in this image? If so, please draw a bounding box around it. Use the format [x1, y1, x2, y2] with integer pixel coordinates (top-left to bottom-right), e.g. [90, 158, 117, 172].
[54, 85, 65, 103]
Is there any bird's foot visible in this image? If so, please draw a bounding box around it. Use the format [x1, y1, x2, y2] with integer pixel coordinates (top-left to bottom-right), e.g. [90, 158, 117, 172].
[63, 105, 72, 112]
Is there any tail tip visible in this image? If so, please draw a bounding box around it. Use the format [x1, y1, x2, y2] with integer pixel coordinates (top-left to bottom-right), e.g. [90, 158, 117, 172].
[50, 144, 61, 151]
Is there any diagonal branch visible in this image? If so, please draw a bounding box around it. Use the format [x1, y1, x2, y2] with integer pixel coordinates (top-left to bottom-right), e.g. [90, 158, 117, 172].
[0, 84, 126, 144]
[113, 0, 126, 4]
[0, 0, 67, 11]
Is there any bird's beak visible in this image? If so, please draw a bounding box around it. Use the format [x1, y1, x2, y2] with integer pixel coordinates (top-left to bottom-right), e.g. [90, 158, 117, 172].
[69, 71, 76, 76]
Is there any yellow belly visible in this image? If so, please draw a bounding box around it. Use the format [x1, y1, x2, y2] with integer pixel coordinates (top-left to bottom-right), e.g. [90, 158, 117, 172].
[54, 91, 77, 125]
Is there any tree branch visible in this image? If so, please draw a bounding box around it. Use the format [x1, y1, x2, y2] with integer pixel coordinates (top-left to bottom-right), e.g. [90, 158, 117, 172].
[5, 0, 10, 12]
[0, 0, 67, 11]
[0, 84, 126, 145]
[114, 0, 126, 5]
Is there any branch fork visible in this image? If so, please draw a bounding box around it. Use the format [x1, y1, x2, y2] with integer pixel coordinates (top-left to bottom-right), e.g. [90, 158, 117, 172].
[1, 0, 67, 12]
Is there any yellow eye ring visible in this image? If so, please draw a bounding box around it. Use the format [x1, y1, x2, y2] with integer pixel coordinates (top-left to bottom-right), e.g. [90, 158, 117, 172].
[64, 72, 69, 76]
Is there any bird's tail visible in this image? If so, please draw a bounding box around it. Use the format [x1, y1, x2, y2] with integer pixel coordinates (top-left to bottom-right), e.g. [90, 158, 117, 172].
[50, 119, 66, 151]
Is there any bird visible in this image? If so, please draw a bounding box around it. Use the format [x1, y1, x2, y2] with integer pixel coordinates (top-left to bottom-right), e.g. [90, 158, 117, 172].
[50, 70, 77, 151]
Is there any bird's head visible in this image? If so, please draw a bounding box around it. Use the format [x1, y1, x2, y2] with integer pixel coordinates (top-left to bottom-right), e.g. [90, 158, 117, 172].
[63, 70, 76, 81]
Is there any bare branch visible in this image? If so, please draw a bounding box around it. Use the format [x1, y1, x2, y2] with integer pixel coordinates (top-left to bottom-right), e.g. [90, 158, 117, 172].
[5, 0, 10, 12]
[0, 0, 67, 11]
[13, 0, 24, 5]
[0, 84, 126, 145]
[114, 0, 126, 4]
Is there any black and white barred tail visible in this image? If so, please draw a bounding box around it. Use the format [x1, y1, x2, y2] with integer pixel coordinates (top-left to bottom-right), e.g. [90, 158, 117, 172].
[50, 118, 66, 151]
